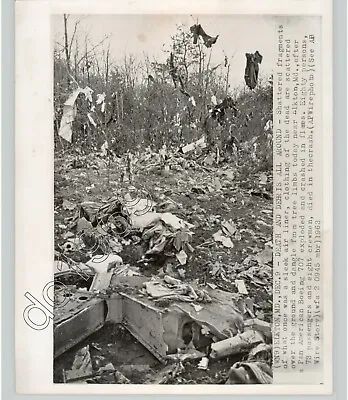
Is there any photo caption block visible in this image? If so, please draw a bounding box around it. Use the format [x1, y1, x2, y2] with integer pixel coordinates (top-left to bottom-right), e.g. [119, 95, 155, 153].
[273, 17, 323, 384]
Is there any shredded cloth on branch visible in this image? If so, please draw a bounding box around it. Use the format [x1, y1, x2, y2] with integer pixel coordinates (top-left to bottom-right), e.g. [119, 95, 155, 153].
[58, 86, 93, 142]
[244, 51, 263, 90]
[190, 24, 219, 48]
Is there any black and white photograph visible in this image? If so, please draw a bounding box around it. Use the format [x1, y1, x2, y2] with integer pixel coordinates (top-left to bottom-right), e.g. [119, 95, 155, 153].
[12, 0, 336, 394]
[52, 14, 275, 385]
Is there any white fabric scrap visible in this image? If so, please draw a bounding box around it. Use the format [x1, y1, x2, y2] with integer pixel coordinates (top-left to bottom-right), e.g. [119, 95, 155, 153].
[96, 92, 106, 112]
[58, 88, 82, 142]
[189, 96, 196, 107]
[81, 86, 93, 102]
[58, 87, 94, 142]
[87, 113, 97, 127]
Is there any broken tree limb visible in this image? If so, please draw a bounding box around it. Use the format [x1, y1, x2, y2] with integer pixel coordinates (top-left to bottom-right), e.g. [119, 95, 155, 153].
[210, 330, 264, 360]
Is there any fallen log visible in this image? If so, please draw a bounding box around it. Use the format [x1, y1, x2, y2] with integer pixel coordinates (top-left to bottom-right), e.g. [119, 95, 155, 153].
[210, 330, 264, 360]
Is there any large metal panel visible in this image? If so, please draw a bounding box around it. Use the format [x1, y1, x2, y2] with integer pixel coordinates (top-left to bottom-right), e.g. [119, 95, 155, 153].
[121, 294, 168, 362]
[54, 291, 106, 358]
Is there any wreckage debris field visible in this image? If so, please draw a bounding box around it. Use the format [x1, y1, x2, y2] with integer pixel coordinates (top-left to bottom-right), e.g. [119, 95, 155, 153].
[54, 152, 273, 384]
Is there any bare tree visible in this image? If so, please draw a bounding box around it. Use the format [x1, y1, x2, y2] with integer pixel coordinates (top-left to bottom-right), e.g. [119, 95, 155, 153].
[104, 44, 110, 86]
[84, 35, 90, 84]
[63, 15, 70, 71]
[63, 14, 85, 85]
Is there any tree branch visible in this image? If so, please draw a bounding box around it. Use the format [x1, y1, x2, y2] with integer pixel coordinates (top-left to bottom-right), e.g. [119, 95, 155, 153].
[68, 21, 79, 59]
[76, 35, 111, 67]
[63, 14, 71, 73]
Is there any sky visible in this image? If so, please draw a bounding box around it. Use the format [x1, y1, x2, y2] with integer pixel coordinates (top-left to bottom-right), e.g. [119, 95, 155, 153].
[52, 14, 278, 89]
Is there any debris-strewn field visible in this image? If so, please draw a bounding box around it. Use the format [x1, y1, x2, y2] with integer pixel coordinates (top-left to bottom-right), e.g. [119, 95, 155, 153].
[53, 16, 273, 385]
[54, 146, 273, 384]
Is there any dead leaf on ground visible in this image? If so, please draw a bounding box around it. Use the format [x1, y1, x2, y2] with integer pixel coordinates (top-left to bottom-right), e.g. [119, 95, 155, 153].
[176, 249, 188, 265]
[221, 219, 237, 237]
[77, 217, 93, 232]
[213, 230, 234, 248]
[259, 173, 267, 185]
[62, 199, 76, 210]
[255, 246, 272, 264]
[235, 279, 248, 295]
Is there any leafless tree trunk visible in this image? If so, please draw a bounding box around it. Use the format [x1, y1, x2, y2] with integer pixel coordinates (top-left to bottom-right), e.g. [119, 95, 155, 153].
[225, 51, 236, 95]
[115, 91, 120, 121]
[93, 48, 101, 79]
[202, 48, 213, 120]
[225, 63, 230, 95]
[74, 38, 79, 79]
[198, 41, 203, 87]
[104, 44, 110, 86]
[84, 36, 90, 84]
[63, 14, 71, 86]
[63, 15, 70, 68]
[182, 42, 189, 84]
[64, 14, 83, 84]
